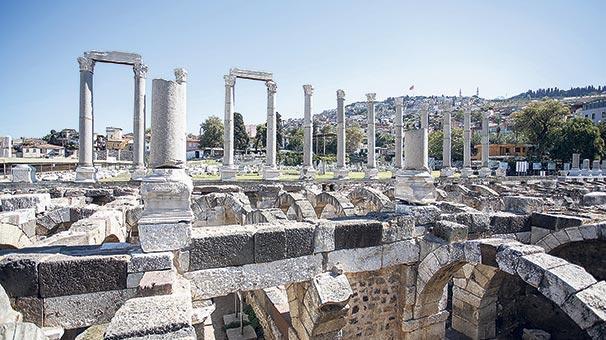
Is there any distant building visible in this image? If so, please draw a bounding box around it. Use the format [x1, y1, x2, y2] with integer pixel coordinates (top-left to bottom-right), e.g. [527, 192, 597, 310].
[21, 143, 65, 158]
[473, 144, 533, 161]
[245, 124, 257, 138]
[576, 100, 606, 124]
[0, 136, 12, 158]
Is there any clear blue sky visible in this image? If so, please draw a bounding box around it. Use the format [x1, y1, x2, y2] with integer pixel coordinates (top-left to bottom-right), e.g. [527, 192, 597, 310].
[1, 1, 605, 138]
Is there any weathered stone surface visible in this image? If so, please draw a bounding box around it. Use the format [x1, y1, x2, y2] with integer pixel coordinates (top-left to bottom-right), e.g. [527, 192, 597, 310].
[0, 284, 21, 323]
[327, 246, 382, 273]
[0, 254, 46, 297]
[530, 213, 584, 231]
[313, 220, 335, 253]
[0, 194, 51, 213]
[582, 192, 606, 206]
[443, 212, 490, 236]
[396, 205, 441, 225]
[137, 270, 175, 297]
[522, 328, 551, 340]
[489, 211, 530, 234]
[254, 225, 286, 262]
[313, 271, 353, 305]
[495, 243, 544, 275]
[13, 297, 42, 325]
[433, 220, 468, 243]
[502, 196, 543, 214]
[44, 289, 136, 328]
[128, 252, 173, 273]
[0, 322, 46, 340]
[382, 240, 420, 267]
[139, 221, 192, 253]
[562, 281, 606, 330]
[381, 216, 415, 243]
[284, 222, 314, 258]
[189, 226, 254, 270]
[39, 255, 128, 297]
[333, 219, 382, 250]
[516, 252, 569, 288]
[538, 263, 597, 306]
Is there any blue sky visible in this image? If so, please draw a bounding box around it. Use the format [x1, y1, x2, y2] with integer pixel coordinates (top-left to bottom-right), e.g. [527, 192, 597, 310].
[1, 1, 605, 137]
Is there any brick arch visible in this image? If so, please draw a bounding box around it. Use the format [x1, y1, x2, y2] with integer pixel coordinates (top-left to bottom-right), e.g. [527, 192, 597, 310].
[274, 192, 317, 222]
[347, 187, 394, 213]
[313, 192, 355, 219]
[414, 239, 606, 339]
[534, 222, 606, 253]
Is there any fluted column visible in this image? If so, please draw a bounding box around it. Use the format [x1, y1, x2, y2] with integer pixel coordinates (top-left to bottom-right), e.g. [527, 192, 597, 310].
[263, 81, 280, 180]
[221, 75, 237, 181]
[75, 56, 96, 182]
[440, 111, 455, 177]
[461, 109, 473, 177]
[479, 110, 491, 177]
[301, 84, 316, 179]
[394, 97, 404, 171]
[335, 89, 349, 179]
[133, 63, 147, 171]
[365, 93, 378, 179]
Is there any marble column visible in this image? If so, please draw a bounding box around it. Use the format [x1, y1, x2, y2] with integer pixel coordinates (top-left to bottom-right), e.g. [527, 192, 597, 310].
[139, 68, 192, 253]
[592, 159, 602, 177]
[569, 153, 581, 176]
[75, 56, 97, 182]
[300, 84, 316, 179]
[461, 110, 473, 177]
[221, 75, 237, 181]
[263, 80, 280, 180]
[420, 109, 429, 129]
[479, 110, 491, 177]
[394, 97, 404, 171]
[581, 159, 591, 177]
[334, 90, 349, 179]
[132, 63, 148, 179]
[365, 93, 378, 179]
[440, 111, 455, 177]
[394, 128, 436, 205]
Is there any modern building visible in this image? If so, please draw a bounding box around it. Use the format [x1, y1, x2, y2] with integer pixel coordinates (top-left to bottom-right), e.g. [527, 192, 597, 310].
[473, 143, 533, 161]
[575, 100, 606, 124]
[21, 143, 65, 158]
[0, 136, 12, 158]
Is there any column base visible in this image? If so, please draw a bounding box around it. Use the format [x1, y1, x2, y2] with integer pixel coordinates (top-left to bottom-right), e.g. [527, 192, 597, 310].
[364, 168, 379, 179]
[592, 170, 603, 177]
[262, 166, 281, 180]
[333, 168, 349, 180]
[394, 170, 436, 204]
[75, 166, 97, 183]
[440, 167, 456, 177]
[568, 168, 581, 176]
[220, 166, 238, 181]
[478, 167, 492, 178]
[581, 169, 591, 176]
[460, 167, 474, 178]
[299, 166, 316, 180]
[130, 166, 148, 181]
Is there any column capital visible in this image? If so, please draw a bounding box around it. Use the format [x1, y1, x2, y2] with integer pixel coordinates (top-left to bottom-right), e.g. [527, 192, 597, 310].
[366, 93, 376, 102]
[77, 56, 95, 73]
[336, 89, 345, 100]
[174, 68, 187, 84]
[395, 97, 404, 107]
[266, 80, 277, 94]
[133, 63, 148, 78]
[303, 84, 314, 96]
[224, 74, 236, 86]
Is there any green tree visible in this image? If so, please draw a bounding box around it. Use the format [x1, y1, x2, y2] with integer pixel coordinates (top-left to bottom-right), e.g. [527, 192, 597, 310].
[346, 124, 364, 154]
[233, 112, 249, 152]
[376, 132, 395, 148]
[551, 118, 604, 161]
[199, 116, 224, 148]
[511, 100, 569, 158]
[428, 128, 465, 161]
[254, 124, 266, 151]
[285, 128, 304, 152]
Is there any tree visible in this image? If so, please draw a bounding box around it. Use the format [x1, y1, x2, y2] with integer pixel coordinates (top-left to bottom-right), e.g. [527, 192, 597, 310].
[254, 124, 266, 151]
[428, 128, 465, 161]
[346, 124, 364, 154]
[233, 112, 249, 152]
[253, 112, 284, 151]
[511, 100, 569, 158]
[376, 132, 395, 148]
[551, 118, 604, 161]
[285, 128, 304, 152]
[276, 112, 284, 149]
[199, 116, 224, 148]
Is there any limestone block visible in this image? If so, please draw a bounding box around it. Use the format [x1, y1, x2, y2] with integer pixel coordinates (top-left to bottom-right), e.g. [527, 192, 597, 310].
[127, 272, 144, 289]
[333, 219, 382, 250]
[562, 281, 606, 330]
[489, 211, 530, 234]
[327, 246, 382, 273]
[240, 255, 323, 292]
[284, 222, 314, 258]
[38, 255, 128, 297]
[382, 239, 420, 267]
[128, 251, 173, 273]
[516, 253, 569, 288]
[313, 220, 335, 253]
[381, 216, 415, 243]
[0, 254, 49, 297]
[226, 326, 256, 340]
[538, 263, 597, 306]
[75, 166, 97, 183]
[43, 289, 136, 328]
[254, 225, 286, 262]
[11, 165, 36, 183]
[502, 196, 543, 214]
[530, 213, 583, 231]
[394, 171, 436, 204]
[0, 209, 36, 238]
[189, 226, 254, 270]
[442, 212, 490, 235]
[433, 220, 468, 243]
[495, 243, 544, 275]
[138, 221, 192, 253]
[0, 284, 21, 324]
[0, 193, 51, 214]
[0, 322, 46, 340]
[582, 192, 606, 206]
[137, 270, 175, 297]
[186, 267, 244, 300]
[395, 204, 441, 226]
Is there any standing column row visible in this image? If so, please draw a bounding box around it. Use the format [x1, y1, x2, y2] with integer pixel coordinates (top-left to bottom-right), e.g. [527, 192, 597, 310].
[365, 93, 378, 179]
[220, 75, 237, 181]
[440, 111, 456, 177]
[75, 56, 96, 182]
[300, 84, 315, 179]
[132, 63, 148, 178]
[461, 109, 473, 177]
[394, 97, 404, 171]
[479, 110, 492, 177]
[263, 81, 280, 180]
[334, 89, 349, 179]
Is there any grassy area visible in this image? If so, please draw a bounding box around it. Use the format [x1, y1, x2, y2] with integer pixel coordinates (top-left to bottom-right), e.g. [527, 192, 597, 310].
[99, 172, 131, 182]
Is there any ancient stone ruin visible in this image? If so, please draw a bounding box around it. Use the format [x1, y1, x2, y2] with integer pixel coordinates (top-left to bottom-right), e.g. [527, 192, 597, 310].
[0, 51, 605, 340]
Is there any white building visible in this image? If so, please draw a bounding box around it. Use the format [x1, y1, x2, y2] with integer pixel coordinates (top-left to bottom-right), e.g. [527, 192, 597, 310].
[0, 136, 12, 158]
[576, 100, 606, 124]
[22, 144, 65, 158]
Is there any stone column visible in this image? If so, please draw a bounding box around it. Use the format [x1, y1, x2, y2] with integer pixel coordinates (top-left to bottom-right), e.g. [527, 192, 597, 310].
[421, 109, 429, 129]
[395, 128, 436, 205]
[440, 111, 455, 177]
[132, 63, 148, 179]
[334, 90, 349, 179]
[592, 159, 602, 177]
[221, 75, 237, 181]
[569, 153, 581, 176]
[365, 93, 378, 179]
[263, 81, 280, 180]
[478, 110, 491, 177]
[581, 158, 591, 177]
[461, 110, 473, 177]
[139, 68, 192, 253]
[75, 56, 97, 182]
[394, 97, 404, 171]
[300, 85, 316, 179]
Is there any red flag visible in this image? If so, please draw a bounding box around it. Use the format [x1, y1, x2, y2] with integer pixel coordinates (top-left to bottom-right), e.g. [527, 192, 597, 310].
[409, 85, 415, 91]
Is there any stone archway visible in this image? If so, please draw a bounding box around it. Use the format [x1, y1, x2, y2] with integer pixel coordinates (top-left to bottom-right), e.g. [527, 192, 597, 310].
[221, 68, 278, 181]
[347, 186, 394, 214]
[274, 192, 317, 222]
[313, 192, 355, 219]
[76, 51, 148, 182]
[410, 239, 606, 339]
